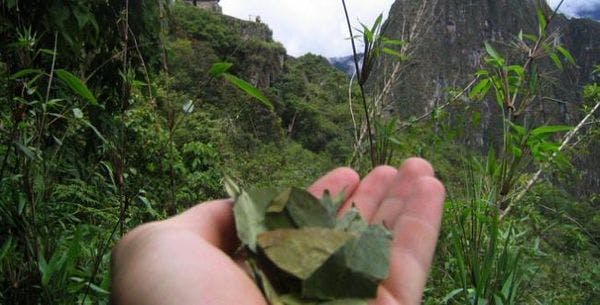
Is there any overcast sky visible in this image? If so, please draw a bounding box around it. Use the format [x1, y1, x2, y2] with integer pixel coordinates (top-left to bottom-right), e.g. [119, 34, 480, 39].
[220, 0, 599, 58]
[547, 0, 600, 16]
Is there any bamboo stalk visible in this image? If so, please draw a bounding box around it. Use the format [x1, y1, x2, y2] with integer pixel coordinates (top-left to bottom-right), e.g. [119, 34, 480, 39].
[500, 100, 600, 219]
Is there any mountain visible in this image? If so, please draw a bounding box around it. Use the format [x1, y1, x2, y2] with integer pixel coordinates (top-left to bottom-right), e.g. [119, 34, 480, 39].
[372, 0, 600, 193]
[576, 4, 600, 21]
[328, 54, 363, 76]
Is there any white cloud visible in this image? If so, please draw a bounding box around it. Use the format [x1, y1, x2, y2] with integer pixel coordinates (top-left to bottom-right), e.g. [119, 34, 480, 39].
[545, 0, 600, 17]
[220, 0, 395, 58]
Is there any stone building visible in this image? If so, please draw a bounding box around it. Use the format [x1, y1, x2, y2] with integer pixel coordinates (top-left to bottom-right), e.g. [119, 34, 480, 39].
[186, 0, 221, 13]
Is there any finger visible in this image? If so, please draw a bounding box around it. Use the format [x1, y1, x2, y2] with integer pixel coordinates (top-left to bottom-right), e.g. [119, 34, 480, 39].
[383, 176, 445, 305]
[307, 167, 360, 199]
[338, 165, 397, 219]
[166, 199, 238, 253]
[371, 158, 435, 226]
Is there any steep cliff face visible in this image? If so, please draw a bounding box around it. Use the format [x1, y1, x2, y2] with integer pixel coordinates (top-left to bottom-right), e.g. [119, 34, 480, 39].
[374, 0, 600, 192]
[376, 0, 600, 122]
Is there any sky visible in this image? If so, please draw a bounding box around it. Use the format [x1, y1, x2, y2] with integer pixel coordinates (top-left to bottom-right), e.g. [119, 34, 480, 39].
[546, 0, 600, 17]
[220, 0, 598, 58]
[220, 0, 395, 58]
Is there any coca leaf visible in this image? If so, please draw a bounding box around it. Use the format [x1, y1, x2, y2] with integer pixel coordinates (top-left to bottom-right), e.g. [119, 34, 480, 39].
[302, 247, 378, 299]
[320, 189, 346, 218]
[268, 187, 292, 212]
[257, 228, 353, 280]
[302, 225, 392, 299]
[343, 225, 392, 279]
[280, 295, 367, 305]
[233, 187, 279, 252]
[285, 188, 334, 228]
[335, 207, 367, 232]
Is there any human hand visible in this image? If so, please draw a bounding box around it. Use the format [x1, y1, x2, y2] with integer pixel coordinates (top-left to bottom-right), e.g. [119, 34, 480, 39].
[111, 157, 445, 305]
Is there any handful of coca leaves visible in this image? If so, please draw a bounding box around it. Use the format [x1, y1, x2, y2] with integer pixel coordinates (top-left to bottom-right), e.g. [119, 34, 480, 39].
[225, 179, 393, 305]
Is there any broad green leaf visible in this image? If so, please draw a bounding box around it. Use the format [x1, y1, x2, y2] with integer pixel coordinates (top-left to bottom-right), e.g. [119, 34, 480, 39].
[223, 73, 274, 111]
[549, 52, 563, 70]
[362, 25, 374, 43]
[10, 68, 43, 80]
[38, 254, 52, 287]
[55, 69, 98, 105]
[556, 45, 575, 64]
[484, 42, 504, 65]
[475, 69, 490, 77]
[510, 145, 523, 159]
[530, 125, 571, 137]
[382, 38, 405, 46]
[257, 228, 353, 279]
[508, 121, 526, 137]
[0, 238, 13, 261]
[469, 78, 492, 100]
[209, 62, 233, 77]
[84, 121, 107, 143]
[536, 8, 547, 33]
[13, 141, 36, 160]
[507, 65, 525, 78]
[39, 49, 57, 56]
[371, 14, 383, 33]
[442, 288, 465, 304]
[522, 33, 538, 43]
[382, 47, 403, 59]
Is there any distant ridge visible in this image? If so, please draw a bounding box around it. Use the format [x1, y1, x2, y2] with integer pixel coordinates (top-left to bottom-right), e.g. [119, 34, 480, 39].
[576, 4, 600, 21]
[328, 54, 363, 77]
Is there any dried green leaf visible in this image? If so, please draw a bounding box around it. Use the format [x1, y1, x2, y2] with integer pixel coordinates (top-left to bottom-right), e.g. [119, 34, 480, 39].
[265, 211, 296, 230]
[302, 248, 378, 299]
[302, 225, 392, 299]
[343, 225, 392, 279]
[336, 208, 367, 232]
[257, 228, 353, 280]
[280, 294, 317, 305]
[269, 187, 292, 212]
[320, 299, 368, 305]
[286, 188, 334, 228]
[321, 189, 346, 219]
[224, 176, 241, 199]
[248, 259, 285, 305]
[280, 294, 367, 305]
[233, 187, 279, 252]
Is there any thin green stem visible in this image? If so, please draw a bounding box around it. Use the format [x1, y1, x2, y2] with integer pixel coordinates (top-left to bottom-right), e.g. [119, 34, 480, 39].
[341, 0, 375, 168]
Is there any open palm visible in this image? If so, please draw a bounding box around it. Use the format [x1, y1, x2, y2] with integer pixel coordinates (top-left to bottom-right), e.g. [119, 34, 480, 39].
[111, 158, 445, 305]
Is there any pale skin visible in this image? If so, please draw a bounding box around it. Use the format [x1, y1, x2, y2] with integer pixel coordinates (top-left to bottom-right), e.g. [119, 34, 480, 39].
[111, 157, 445, 305]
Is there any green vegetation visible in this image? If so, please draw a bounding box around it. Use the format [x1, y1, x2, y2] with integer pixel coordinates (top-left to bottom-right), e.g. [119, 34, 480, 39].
[0, 1, 598, 305]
